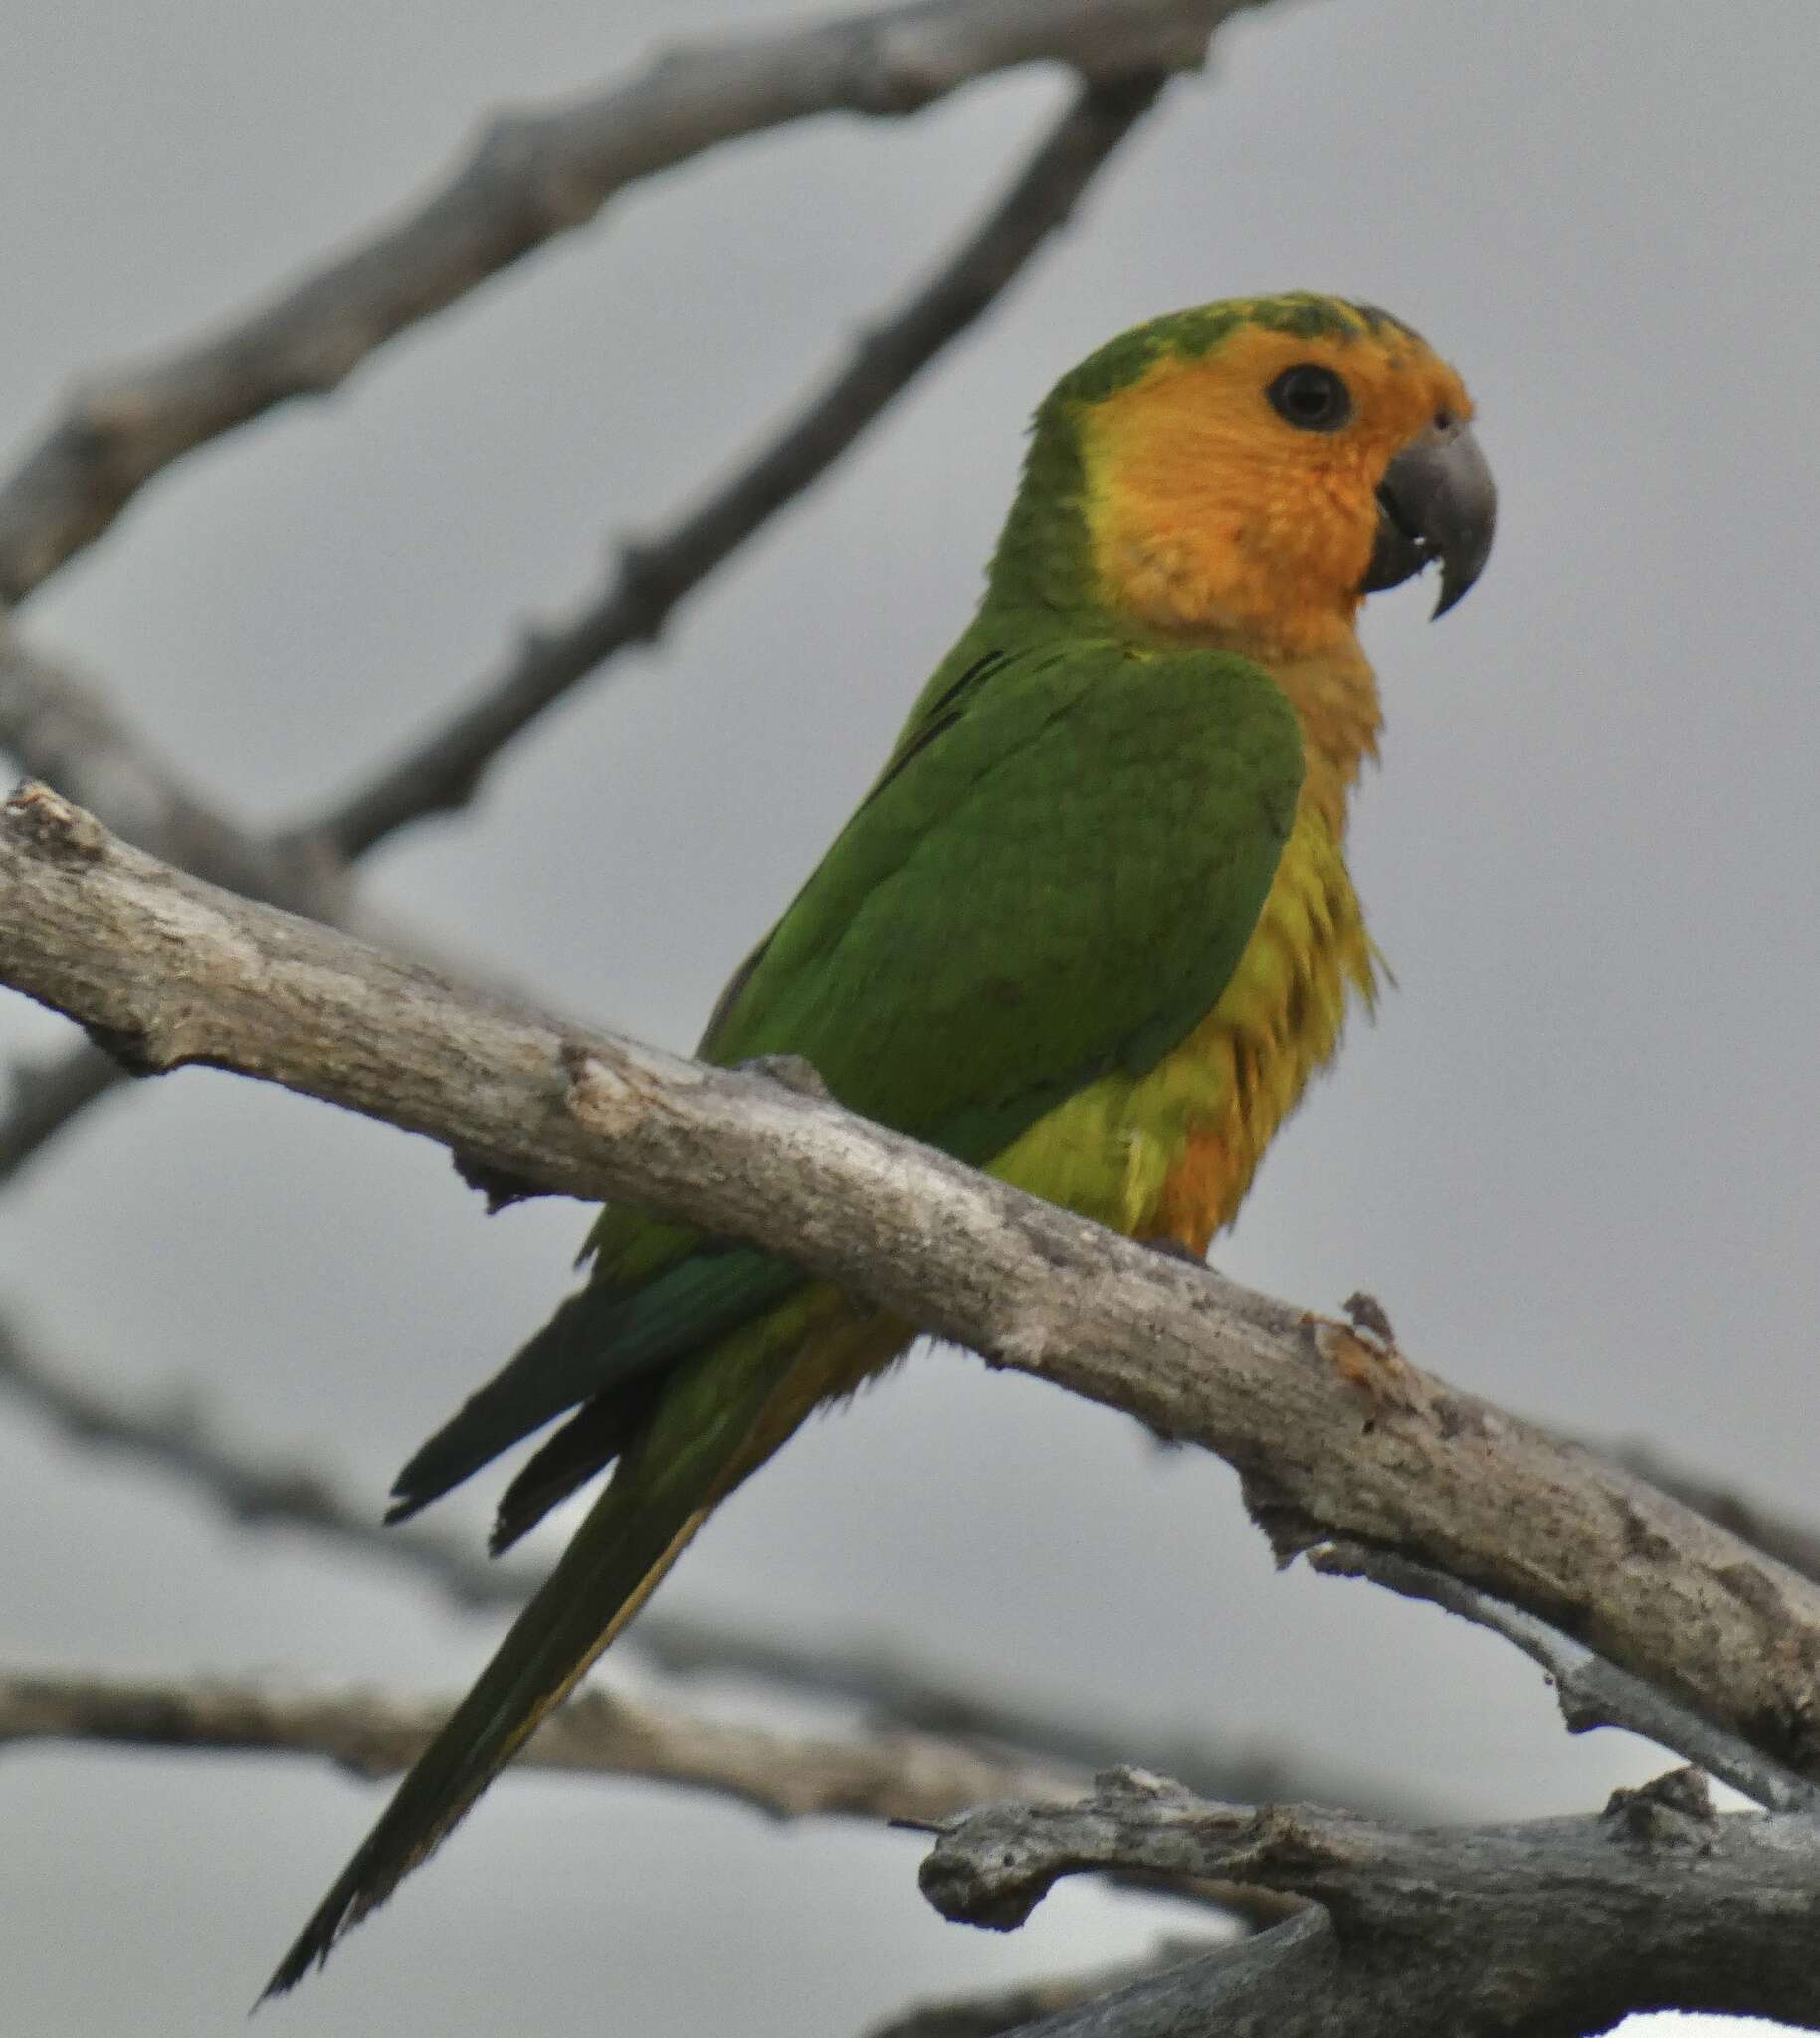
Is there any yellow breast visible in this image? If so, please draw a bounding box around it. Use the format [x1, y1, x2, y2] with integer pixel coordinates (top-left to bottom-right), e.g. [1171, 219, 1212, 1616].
[1146, 799, 1376, 1252]
[987, 641, 1382, 1256]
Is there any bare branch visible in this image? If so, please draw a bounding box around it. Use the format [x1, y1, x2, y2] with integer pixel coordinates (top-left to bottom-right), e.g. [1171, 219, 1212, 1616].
[4, 786, 1820, 1810]
[917, 1766, 1820, 2036]
[309, 69, 1170, 857]
[1, 67, 1173, 1171]
[0, 1302, 1437, 1823]
[0, 1665, 1294, 1934]
[629, 1613, 1433, 1822]
[0, 0, 1234, 606]
[0, 1303, 541, 1606]
[0, 635, 541, 1175]
[0, 629, 341, 910]
[0, 1665, 1075, 1825]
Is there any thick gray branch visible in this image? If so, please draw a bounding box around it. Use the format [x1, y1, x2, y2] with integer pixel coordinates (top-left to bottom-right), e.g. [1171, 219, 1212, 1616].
[919, 1766, 1820, 2035]
[4, 785, 1819, 1807]
[0, 0, 1233, 605]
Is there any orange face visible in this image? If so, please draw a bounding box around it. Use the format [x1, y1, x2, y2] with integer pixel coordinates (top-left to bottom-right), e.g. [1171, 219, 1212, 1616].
[1077, 311, 1477, 658]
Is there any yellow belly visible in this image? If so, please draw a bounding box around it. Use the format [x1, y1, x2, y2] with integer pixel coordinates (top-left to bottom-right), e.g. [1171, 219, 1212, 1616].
[988, 798, 1376, 1254]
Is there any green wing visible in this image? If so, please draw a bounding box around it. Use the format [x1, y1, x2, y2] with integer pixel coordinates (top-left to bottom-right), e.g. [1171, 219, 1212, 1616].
[389, 614, 1302, 1519]
[702, 615, 1304, 1159]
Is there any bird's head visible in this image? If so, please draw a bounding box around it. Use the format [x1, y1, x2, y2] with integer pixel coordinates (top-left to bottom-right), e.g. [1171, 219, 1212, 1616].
[994, 293, 1494, 660]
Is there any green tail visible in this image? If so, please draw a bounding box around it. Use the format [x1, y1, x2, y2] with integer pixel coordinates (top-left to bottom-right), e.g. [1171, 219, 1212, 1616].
[384, 1245, 805, 1525]
[261, 1301, 809, 1999]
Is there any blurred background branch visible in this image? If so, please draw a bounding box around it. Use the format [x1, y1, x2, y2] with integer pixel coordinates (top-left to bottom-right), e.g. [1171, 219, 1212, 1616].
[0, 1665, 1082, 1824]
[0, 1298, 1438, 1821]
[0, 66, 1175, 1178]
[0, 0, 1237, 605]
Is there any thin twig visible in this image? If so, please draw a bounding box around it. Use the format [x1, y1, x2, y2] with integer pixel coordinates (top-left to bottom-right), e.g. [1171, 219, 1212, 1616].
[0, 634, 523, 1176]
[1307, 1540, 1820, 1814]
[0, 0, 1228, 605]
[629, 1613, 1431, 1821]
[0, 1042, 123, 1178]
[0, 629, 340, 909]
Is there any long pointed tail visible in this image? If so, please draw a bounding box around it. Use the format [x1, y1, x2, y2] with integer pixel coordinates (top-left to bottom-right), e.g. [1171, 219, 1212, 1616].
[261, 1323, 800, 1999]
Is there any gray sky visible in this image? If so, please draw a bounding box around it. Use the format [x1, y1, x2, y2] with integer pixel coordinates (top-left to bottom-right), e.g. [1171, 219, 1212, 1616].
[2, 2, 1816, 2033]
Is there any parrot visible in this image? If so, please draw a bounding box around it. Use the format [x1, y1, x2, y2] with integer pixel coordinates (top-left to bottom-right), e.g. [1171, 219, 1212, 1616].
[267, 290, 1493, 1992]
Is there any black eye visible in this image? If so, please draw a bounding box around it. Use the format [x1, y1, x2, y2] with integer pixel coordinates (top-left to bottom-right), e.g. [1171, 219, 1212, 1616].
[1267, 364, 1352, 433]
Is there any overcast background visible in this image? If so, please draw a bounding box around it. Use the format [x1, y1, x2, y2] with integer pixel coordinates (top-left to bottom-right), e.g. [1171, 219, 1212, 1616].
[2, 2, 1815, 2033]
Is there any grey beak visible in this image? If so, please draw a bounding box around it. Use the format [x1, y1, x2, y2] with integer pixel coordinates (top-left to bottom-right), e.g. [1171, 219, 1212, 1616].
[1362, 418, 1497, 618]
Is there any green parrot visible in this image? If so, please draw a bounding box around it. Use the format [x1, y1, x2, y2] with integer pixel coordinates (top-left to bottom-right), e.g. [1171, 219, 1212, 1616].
[268, 291, 1493, 1991]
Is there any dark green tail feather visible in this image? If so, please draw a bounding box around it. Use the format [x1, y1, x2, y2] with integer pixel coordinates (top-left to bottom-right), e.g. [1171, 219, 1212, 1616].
[488, 1374, 666, 1555]
[386, 1248, 804, 1523]
[262, 1327, 793, 2000]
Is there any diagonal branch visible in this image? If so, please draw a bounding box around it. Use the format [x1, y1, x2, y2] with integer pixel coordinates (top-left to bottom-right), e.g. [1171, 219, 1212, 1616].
[3, 783, 1819, 1810]
[307, 67, 1169, 857]
[1, 68, 1172, 1177]
[0, 0, 1234, 606]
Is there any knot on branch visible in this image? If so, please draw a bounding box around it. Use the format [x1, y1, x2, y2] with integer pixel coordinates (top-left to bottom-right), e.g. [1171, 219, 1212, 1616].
[1601, 1766, 1717, 1851]
[80, 1020, 171, 1077]
[4, 780, 108, 860]
[561, 1037, 659, 1139]
[737, 1052, 831, 1101]
[1239, 1471, 1325, 1568]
